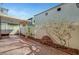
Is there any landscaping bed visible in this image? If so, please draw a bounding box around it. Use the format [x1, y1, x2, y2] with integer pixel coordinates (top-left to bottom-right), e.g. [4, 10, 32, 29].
[26, 36, 79, 55]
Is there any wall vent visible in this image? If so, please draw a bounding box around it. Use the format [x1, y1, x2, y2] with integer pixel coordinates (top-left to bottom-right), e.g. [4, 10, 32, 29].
[45, 12, 48, 16]
[57, 8, 61, 11]
[76, 3, 79, 8]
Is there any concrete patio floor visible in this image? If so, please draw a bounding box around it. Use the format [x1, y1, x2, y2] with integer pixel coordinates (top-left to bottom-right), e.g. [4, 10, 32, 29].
[0, 35, 69, 55]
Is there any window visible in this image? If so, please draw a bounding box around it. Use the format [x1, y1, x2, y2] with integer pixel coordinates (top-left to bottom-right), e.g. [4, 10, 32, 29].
[45, 12, 48, 16]
[1, 23, 6, 30]
[57, 8, 61, 11]
[76, 3, 79, 8]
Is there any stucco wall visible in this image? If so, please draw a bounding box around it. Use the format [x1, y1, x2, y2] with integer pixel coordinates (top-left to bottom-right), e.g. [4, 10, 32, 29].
[33, 3, 79, 49]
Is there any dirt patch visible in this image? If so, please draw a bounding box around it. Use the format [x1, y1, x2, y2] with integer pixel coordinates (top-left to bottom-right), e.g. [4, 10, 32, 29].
[41, 36, 54, 46]
[26, 36, 79, 55]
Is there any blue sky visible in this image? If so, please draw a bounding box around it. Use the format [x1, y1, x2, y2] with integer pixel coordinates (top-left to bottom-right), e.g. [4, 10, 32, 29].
[1, 3, 60, 19]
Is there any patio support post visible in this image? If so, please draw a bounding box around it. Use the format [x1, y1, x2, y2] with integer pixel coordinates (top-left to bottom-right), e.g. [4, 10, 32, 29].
[19, 24, 21, 37]
[0, 16, 1, 39]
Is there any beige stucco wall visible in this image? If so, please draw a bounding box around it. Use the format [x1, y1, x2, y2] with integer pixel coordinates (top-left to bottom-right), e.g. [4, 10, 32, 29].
[33, 3, 79, 49]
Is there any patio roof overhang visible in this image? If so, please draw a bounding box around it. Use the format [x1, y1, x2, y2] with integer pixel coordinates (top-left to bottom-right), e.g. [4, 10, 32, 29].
[0, 14, 29, 25]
